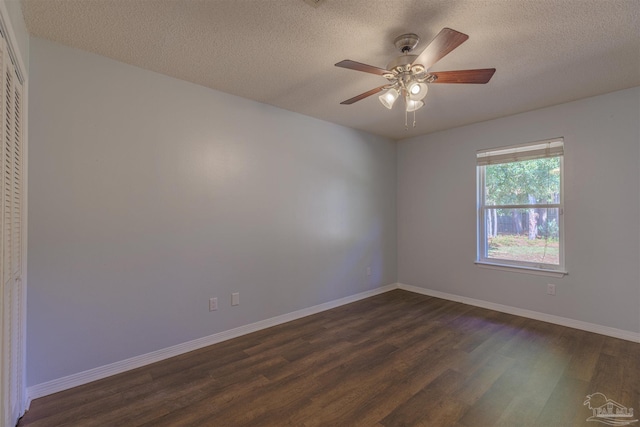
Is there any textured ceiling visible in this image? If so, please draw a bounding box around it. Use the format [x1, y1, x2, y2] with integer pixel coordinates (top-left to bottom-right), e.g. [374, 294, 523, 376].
[21, 0, 640, 140]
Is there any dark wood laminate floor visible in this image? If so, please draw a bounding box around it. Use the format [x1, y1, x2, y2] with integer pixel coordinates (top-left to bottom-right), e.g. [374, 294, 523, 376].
[19, 290, 640, 427]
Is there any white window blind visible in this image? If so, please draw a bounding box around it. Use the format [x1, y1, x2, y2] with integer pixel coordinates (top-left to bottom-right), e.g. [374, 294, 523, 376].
[476, 138, 564, 166]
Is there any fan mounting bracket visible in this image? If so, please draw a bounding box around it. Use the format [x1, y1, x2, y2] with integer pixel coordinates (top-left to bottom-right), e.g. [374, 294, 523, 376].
[393, 33, 420, 53]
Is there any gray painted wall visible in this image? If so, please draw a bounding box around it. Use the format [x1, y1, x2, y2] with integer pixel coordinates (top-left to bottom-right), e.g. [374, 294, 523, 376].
[398, 87, 640, 334]
[27, 38, 397, 386]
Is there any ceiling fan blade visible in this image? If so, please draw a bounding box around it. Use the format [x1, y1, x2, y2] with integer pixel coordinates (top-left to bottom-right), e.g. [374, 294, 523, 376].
[340, 85, 388, 105]
[335, 60, 390, 76]
[412, 28, 469, 69]
[430, 68, 496, 84]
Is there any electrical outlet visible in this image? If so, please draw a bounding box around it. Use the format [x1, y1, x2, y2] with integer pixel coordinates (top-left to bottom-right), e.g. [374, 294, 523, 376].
[209, 297, 218, 311]
[232, 292, 240, 306]
[366, 266, 371, 276]
[547, 284, 556, 296]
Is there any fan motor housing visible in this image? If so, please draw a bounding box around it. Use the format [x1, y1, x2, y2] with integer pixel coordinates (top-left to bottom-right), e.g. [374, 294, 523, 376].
[386, 54, 418, 72]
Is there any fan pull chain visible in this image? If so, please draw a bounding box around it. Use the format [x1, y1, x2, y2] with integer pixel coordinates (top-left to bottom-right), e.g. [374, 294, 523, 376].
[404, 108, 408, 130]
[413, 109, 416, 128]
[404, 94, 409, 130]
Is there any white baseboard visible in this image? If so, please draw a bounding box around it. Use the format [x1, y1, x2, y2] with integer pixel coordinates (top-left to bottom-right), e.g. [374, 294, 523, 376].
[26, 283, 397, 405]
[397, 283, 640, 343]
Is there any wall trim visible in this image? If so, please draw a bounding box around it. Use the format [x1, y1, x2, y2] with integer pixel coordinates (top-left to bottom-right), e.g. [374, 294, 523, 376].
[397, 283, 640, 343]
[26, 283, 397, 405]
[0, 1, 26, 84]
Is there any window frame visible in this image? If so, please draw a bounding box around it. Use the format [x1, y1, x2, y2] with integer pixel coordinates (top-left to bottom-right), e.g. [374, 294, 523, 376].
[476, 138, 566, 275]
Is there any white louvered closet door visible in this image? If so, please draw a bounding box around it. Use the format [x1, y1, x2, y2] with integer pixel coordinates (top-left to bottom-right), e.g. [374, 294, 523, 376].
[0, 32, 24, 427]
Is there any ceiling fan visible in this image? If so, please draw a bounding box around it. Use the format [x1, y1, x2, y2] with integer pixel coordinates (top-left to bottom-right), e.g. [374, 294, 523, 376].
[336, 28, 495, 127]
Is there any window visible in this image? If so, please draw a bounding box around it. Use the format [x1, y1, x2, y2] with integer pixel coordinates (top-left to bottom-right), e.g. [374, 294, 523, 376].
[476, 138, 565, 274]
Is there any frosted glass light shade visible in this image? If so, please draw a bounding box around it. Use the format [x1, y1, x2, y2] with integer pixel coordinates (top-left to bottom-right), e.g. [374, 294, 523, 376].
[407, 82, 428, 101]
[379, 88, 399, 109]
[405, 99, 424, 112]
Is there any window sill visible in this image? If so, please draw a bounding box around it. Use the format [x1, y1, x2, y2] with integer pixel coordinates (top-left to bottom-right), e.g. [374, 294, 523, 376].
[475, 261, 567, 278]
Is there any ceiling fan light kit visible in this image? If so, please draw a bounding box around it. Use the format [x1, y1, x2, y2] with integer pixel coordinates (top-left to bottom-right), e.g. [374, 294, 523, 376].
[407, 81, 428, 100]
[336, 28, 496, 129]
[405, 99, 424, 112]
[379, 88, 399, 109]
